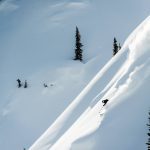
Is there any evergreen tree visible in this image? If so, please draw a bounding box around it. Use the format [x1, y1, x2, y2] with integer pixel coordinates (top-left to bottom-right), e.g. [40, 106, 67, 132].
[74, 26, 83, 61]
[146, 111, 150, 150]
[118, 43, 121, 50]
[17, 79, 22, 88]
[24, 80, 28, 88]
[43, 83, 48, 88]
[113, 37, 118, 56]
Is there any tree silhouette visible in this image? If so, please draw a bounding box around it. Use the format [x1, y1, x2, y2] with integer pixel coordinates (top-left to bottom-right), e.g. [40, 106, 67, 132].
[24, 80, 28, 88]
[17, 79, 22, 88]
[118, 43, 121, 50]
[146, 111, 150, 150]
[113, 37, 119, 56]
[74, 26, 83, 61]
[43, 83, 48, 88]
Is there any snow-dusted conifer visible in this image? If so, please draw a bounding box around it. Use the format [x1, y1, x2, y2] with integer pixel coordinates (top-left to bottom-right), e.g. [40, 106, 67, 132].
[74, 26, 83, 61]
[113, 37, 119, 56]
[146, 111, 150, 150]
[118, 43, 121, 50]
[17, 79, 22, 88]
[24, 80, 28, 88]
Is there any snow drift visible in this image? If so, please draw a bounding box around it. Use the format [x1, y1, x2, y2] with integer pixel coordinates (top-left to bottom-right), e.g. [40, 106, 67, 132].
[29, 16, 150, 150]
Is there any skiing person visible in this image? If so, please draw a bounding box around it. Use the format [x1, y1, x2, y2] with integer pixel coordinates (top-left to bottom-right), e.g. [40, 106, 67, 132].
[102, 99, 109, 106]
[16, 79, 22, 88]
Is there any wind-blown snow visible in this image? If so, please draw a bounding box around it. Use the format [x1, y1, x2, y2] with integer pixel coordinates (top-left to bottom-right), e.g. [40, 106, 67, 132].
[29, 17, 150, 150]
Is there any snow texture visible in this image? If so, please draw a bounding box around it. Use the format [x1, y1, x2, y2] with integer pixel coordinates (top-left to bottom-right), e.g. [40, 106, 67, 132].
[29, 16, 150, 150]
[0, 0, 150, 150]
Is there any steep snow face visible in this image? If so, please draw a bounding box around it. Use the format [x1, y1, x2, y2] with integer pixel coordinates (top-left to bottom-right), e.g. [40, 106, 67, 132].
[29, 17, 150, 150]
[0, 0, 150, 150]
[0, 1, 105, 149]
[0, 1, 100, 150]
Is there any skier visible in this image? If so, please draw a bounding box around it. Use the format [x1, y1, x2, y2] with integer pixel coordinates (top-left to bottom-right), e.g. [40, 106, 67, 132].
[102, 99, 109, 106]
[16, 79, 22, 88]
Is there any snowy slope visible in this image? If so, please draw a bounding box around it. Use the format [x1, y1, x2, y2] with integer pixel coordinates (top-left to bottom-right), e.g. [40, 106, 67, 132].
[0, 0, 150, 150]
[29, 16, 150, 150]
[0, 0, 113, 149]
[0, 1, 106, 149]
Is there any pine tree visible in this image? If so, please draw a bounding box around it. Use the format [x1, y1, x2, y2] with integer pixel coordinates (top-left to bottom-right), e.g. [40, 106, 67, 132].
[24, 80, 28, 88]
[43, 83, 48, 88]
[146, 111, 150, 150]
[74, 26, 83, 61]
[113, 37, 118, 56]
[118, 43, 121, 50]
[17, 79, 22, 88]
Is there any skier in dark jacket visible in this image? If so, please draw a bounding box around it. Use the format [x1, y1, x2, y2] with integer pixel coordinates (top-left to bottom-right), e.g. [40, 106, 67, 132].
[102, 99, 109, 106]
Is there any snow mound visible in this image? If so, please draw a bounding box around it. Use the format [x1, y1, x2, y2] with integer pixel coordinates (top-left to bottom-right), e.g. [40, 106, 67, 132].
[29, 16, 150, 150]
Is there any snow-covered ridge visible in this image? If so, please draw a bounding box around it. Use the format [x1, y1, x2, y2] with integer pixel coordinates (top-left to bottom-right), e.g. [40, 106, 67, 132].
[29, 16, 150, 150]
